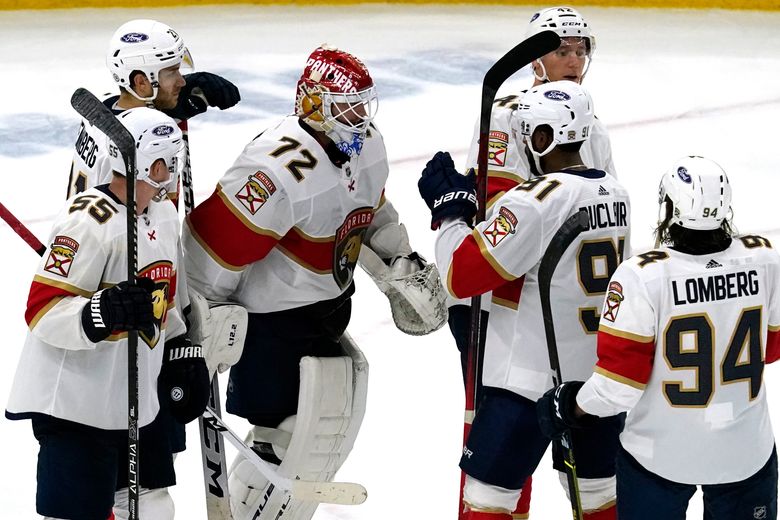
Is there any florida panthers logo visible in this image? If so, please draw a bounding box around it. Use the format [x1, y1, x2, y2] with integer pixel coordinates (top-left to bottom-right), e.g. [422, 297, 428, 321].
[483, 206, 517, 247]
[602, 281, 624, 323]
[137, 261, 174, 348]
[44, 235, 79, 278]
[487, 131, 508, 167]
[333, 207, 373, 289]
[235, 171, 276, 215]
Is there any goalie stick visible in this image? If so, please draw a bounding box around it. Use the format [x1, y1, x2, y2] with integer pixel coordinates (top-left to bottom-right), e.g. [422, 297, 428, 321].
[201, 406, 368, 506]
[461, 29, 560, 518]
[537, 209, 589, 520]
[177, 121, 233, 520]
[70, 87, 142, 520]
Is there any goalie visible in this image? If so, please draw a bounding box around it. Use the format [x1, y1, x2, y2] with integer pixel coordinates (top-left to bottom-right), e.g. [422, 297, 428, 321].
[182, 44, 446, 520]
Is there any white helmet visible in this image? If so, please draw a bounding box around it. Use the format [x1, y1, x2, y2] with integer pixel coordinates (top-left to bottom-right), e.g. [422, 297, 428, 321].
[658, 156, 732, 231]
[516, 80, 593, 172]
[525, 6, 595, 82]
[108, 107, 184, 199]
[106, 19, 193, 102]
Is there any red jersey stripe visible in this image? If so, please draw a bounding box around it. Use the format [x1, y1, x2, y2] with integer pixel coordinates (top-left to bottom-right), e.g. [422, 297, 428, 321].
[596, 327, 656, 387]
[277, 227, 334, 274]
[491, 276, 525, 310]
[187, 188, 280, 268]
[26, 276, 89, 328]
[767, 328, 780, 364]
[448, 231, 514, 299]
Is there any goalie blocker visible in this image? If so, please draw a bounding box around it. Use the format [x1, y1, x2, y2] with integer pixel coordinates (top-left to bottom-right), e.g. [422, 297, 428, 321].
[229, 332, 369, 520]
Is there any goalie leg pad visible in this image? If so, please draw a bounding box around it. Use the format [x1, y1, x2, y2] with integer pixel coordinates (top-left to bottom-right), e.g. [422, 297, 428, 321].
[229, 333, 368, 520]
[187, 289, 248, 379]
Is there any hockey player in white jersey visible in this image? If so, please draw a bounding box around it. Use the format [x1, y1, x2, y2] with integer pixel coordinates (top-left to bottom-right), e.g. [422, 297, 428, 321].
[537, 156, 779, 519]
[6, 108, 210, 520]
[67, 18, 241, 202]
[419, 81, 629, 520]
[450, 8, 616, 515]
[183, 44, 446, 520]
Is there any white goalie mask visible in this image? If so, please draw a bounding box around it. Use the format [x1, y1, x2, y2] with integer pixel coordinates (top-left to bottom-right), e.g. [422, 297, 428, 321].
[106, 19, 194, 103]
[658, 156, 732, 231]
[516, 80, 594, 173]
[108, 107, 185, 201]
[525, 6, 596, 82]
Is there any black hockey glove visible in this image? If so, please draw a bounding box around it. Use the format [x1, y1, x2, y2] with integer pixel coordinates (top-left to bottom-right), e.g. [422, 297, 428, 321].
[536, 381, 597, 440]
[159, 335, 210, 424]
[165, 72, 241, 120]
[418, 151, 477, 230]
[81, 278, 155, 343]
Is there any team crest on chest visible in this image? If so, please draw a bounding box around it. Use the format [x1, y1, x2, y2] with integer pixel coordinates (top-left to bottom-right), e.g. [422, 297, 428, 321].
[602, 281, 624, 323]
[333, 207, 374, 289]
[137, 261, 174, 349]
[235, 171, 276, 215]
[44, 235, 79, 278]
[483, 206, 517, 247]
[488, 130, 509, 167]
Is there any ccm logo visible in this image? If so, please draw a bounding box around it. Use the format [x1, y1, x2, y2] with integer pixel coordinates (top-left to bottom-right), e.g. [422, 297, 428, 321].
[433, 191, 476, 208]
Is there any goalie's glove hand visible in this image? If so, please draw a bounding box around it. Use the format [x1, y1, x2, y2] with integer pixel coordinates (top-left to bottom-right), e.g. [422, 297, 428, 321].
[536, 381, 597, 440]
[165, 72, 241, 120]
[160, 336, 210, 424]
[385, 251, 426, 277]
[418, 151, 477, 230]
[81, 278, 155, 343]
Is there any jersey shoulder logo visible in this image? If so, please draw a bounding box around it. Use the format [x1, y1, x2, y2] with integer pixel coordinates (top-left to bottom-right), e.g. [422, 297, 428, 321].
[483, 206, 517, 247]
[44, 235, 80, 278]
[235, 171, 277, 215]
[333, 207, 374, 289]
[602, 281, 625, 323]
[488, 130, 509, 167]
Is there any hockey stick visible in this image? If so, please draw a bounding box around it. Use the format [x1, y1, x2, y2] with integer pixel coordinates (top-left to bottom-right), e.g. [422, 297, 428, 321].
[201, 406, 368, 506]
[70, 87, 142, 520]
[460, 29, 559, 518]
[0, 202, 46, 256]
[178, 120, 233, 520]
[537, 209, 589, 520]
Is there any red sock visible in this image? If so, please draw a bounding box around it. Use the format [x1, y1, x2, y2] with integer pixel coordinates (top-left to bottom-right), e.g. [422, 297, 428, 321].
[511, 476, 532, 518]
[107, 512, 115, 520]
[583, 504, 617, 520]
[463, 509, 513, 520]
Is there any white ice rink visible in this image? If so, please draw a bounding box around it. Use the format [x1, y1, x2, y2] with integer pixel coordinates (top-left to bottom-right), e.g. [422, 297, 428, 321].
[2, 4, 780, 519]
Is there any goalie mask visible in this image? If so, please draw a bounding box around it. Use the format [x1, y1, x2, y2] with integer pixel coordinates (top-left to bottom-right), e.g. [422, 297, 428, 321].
[525, 6, 596, 82]
[108, 107, 185, 201]
[658, 156, 732, 231]
[107, 19, 194, 103]
[516, 80, 594, 173]
[295, 45, 378, 158]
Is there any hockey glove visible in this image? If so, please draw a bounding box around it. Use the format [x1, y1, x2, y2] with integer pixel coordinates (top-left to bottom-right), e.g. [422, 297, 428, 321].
[159, 335, 210, 424]
[81, 278, 155, 343]
[418, 151, 477, 230]
[165, 72, 241, 120]
[536, 381, 597, 440]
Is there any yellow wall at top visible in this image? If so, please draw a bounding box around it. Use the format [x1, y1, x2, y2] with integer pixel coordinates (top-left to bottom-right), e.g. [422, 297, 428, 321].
[1, 0, 778, 11]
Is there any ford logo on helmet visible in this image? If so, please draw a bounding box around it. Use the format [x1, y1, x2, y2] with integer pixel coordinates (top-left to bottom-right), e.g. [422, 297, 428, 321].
[530, 12, 540, 22]
[120, 32, 149, 44]
[152, 125, 175, 137]
[544, 90, 571, 101]
[677, 166, 692, 183]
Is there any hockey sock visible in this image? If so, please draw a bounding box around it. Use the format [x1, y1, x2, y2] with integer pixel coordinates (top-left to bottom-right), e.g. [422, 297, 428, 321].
[583, 504, 617, 520]
[512, 476, 532, 518]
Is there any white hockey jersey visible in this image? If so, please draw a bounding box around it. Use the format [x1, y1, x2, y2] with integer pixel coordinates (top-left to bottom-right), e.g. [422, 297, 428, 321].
[183, 115, 393, 311]
[577, 237, 780, 485]
[6, 186, 186, 430]
[436, 169, 630, 401]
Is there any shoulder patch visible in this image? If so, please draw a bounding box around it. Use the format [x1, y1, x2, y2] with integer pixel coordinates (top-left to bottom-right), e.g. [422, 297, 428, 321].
[44, 235, 80, 278]
[235, 171, 277, 215]
[602, 281, 624, 323]
[483, 206, 517, 247]
[488, 130, 509, 167]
